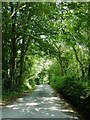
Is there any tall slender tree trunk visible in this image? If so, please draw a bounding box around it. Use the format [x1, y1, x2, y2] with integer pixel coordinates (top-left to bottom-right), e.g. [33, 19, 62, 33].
[2, 3, 9, 89]
[19, 38, 25, 87]
[10, 2, 17, 89]
[87, 2, 90, 82]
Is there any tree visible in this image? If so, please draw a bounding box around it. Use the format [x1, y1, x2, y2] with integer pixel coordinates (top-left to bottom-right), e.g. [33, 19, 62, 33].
[2, 2, 89, 92]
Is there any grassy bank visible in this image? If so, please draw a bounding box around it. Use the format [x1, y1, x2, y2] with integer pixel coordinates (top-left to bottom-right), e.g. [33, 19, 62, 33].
[2, 84, 37, 103]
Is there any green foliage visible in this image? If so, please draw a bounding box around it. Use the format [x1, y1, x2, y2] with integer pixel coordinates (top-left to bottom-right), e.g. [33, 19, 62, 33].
[2, 89, 15, 101]
[2, 83, 37, 101]
[2, 2, 90, 109]
[30, 79, 36, 88]
[50, 75, 90, 108]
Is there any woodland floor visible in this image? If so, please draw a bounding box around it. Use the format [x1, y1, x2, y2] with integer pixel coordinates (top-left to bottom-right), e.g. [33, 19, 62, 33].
[2, 85, 85, 119]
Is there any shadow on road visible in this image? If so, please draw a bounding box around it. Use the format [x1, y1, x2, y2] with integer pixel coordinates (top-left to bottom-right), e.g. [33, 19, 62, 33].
[2, 85, 84, 119]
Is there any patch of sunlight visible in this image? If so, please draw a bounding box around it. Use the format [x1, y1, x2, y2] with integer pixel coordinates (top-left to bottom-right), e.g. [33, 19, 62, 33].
[35, 108, 39, 112]
[60, 109, 74, 113]
[40, 35, 46, 39]
[41, 108, 48, 110]
[17, 98, 24, 102]
[7, 104, 17, 108]
[50, 106, 59, 111]
[65, 103, 69, 105]
[69, 116, 79, 119]
[46, 113, 49, 115]
[41, 101, 45, 104]
[25, 103, 39, 106]
[27, 83, 32, 88]
[13, 107, 19, 110]
[43, 97, 60, 101]
[51, 114, 54, 116]
[39, 85, 44, 87]
[48, 101, 53, 104]
[70, 10, 73, 13]
[17, 50, 21, 54]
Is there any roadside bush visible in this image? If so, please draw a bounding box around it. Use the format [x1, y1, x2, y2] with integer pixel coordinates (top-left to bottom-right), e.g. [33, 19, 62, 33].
[50, 75, 90, 108]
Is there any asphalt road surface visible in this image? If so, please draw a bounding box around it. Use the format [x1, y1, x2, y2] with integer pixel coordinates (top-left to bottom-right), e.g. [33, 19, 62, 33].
[2, 85, 84, 119]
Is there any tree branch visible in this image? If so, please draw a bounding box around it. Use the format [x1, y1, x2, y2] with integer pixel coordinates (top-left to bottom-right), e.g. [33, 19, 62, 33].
[9, 4, 26, 19]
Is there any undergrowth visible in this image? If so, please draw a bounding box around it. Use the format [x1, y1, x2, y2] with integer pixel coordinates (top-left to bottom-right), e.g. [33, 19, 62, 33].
[50, 76, 90, 109]
[2, 84, 37, 101]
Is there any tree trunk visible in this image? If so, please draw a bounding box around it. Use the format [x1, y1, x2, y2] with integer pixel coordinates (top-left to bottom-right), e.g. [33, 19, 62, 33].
[10, 2, 17, 89]
[87, 2, 90, 82]
[2, 3, 9, 89]
[73, 46, 85, 78]
[19, 38, 25, 87]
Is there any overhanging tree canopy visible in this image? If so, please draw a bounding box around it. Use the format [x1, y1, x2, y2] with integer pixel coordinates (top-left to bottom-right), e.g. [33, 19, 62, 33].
[2, 2, 90, 91]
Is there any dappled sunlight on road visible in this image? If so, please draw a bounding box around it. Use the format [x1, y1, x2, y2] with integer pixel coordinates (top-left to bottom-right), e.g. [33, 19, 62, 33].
[2, 85, 84, 119]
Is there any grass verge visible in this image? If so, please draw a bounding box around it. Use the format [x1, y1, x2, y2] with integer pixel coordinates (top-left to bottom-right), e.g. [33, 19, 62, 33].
[1, 84, 37, 108]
